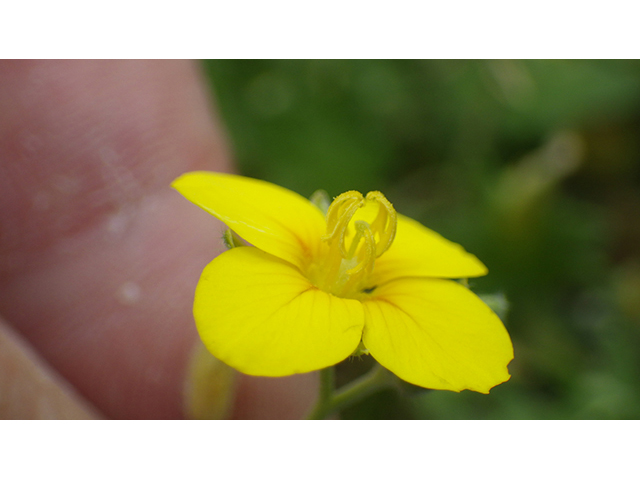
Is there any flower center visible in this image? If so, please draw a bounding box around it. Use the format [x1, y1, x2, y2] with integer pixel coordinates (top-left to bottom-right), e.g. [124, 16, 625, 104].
[309, 190, 397, 298]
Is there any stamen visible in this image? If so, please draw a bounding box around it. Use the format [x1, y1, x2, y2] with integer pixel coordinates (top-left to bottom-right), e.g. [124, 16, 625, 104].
[345, 222, 364, 260]
[339, 221, 376, 296]
[365, 191, 397, 257]
[345, 221, 375, 277]
[322, 191, 363, 243]
[313, 189, 397, 299]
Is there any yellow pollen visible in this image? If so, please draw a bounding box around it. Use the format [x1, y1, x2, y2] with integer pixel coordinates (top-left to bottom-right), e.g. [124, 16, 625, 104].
[311, 190, 397, 298]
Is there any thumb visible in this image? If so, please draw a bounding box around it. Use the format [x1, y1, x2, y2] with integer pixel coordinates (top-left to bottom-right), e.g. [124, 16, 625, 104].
[0, 60, 317, 419]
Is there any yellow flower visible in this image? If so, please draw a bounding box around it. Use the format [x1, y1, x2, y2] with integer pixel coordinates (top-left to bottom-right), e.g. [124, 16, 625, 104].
[172, 172, 513, 393]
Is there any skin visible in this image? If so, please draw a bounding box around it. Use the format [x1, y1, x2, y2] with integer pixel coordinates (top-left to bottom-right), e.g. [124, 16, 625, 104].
[0, 60, 318, 419]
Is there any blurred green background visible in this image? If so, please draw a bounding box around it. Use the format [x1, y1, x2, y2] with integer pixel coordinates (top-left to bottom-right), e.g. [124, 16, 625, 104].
[202, 60, 640, 419]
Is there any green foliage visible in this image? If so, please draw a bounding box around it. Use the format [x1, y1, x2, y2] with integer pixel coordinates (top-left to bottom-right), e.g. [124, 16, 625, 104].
[203, 60, 640, 419]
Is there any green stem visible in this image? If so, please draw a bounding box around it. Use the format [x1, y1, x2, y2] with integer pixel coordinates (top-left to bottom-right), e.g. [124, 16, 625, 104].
[317, 365, 335, 406]
[307, 363, 394, 420]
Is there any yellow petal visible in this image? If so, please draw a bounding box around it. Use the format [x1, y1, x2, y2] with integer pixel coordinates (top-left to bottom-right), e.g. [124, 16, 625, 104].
[369, 214, 488, 285]
[194, 246, 364, 376]
[172, 171, 326, 269]
[362, 278, 513, 393]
